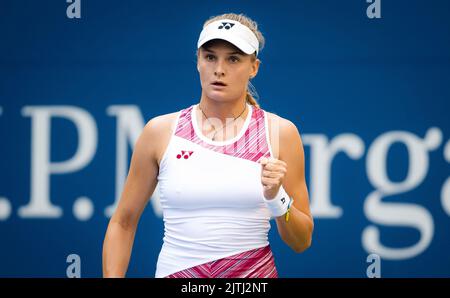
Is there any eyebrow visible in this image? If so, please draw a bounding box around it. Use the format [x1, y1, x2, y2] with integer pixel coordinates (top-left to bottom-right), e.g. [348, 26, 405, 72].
[203, 48, 244, 55]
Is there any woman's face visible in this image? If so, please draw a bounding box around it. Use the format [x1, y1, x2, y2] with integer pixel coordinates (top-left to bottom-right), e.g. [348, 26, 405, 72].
[197, 40, 260, 103]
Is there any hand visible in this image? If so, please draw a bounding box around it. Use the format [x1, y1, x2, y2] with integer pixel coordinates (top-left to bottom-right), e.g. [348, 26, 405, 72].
[259, 157, 287, 200]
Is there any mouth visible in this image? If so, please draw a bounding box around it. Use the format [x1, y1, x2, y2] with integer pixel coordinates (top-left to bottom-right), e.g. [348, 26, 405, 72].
[211, 81, 227, 87]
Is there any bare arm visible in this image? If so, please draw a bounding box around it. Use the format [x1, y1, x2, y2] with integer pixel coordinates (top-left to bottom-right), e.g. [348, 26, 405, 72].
[102, 117, 163, 277]
[276, 119, 313, 253]
[266, 114, 313, 253]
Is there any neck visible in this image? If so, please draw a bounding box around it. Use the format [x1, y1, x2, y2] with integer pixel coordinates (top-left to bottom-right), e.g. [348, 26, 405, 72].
[198, 93, 248, 123]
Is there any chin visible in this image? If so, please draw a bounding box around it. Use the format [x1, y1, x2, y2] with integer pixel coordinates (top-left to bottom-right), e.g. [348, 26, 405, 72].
[207, 92, 231, 103]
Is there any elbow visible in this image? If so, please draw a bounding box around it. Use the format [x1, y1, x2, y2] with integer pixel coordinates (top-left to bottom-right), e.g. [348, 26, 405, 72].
[292, 236, 312, 253]
[110, 209, 139, 232]
[292, 221, 314, 253]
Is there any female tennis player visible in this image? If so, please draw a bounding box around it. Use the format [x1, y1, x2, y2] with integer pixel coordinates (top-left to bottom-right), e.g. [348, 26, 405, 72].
[102, 13, 313, 278]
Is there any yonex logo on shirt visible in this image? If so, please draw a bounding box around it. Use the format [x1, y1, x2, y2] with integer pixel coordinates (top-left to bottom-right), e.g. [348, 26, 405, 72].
[176, 150, 194, 159]
[218, 22, 235, 30]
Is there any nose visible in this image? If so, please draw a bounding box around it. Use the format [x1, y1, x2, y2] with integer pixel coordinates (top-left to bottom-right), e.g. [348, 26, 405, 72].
[214, 59, 225, 77]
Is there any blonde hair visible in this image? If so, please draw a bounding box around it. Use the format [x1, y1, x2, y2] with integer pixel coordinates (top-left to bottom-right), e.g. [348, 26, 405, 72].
[202, 13, 265, 109]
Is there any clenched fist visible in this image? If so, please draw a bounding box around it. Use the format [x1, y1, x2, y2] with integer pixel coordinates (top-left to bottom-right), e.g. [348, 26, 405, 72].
[259, 157, 287, 200]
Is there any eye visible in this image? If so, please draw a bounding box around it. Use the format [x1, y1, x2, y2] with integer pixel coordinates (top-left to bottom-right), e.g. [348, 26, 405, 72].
[229, 56, 240, 63]
[205, 54, 216, 61]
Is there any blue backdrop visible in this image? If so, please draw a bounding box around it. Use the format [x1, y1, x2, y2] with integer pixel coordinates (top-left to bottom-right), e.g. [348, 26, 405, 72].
[0, 0, 449, 277]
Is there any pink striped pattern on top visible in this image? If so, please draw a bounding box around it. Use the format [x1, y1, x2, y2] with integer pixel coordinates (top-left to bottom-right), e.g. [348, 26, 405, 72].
[174, 104, 271, 163]
[165, 245, 278, 278]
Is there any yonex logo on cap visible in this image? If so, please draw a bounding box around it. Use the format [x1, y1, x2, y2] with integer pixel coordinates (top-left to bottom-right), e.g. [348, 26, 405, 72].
[218, 22, 235, 30]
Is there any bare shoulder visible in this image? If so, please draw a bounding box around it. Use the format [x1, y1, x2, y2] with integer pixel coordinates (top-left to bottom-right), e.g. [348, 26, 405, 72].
[143, 111, 179, 137]
[265, 111, 302, 159]
[141, 111, 180, 166]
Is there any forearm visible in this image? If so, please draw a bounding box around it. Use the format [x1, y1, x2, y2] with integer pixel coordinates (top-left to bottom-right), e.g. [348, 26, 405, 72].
[275, 206, 313, 253]
[102, 220, 137, 277]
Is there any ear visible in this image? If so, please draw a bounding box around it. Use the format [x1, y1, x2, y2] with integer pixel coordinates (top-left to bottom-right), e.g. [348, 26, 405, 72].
[250, 58, 260, 78]
[196, 50, 200, 72]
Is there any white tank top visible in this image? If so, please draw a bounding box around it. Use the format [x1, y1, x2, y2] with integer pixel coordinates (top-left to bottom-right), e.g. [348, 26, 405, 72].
[154, 103, 276, 277]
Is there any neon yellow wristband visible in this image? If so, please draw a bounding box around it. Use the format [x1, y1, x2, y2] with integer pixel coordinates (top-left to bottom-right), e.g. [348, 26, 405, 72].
[285, 198, 294, 222]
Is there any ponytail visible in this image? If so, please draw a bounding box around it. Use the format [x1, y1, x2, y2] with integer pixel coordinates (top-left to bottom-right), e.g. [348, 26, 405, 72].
[246, 79, 260, 109]
[246, 92, 260, 109]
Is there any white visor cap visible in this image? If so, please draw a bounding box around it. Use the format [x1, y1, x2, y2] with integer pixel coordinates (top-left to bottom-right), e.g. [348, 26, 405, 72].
[197, 19, 259, 56]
